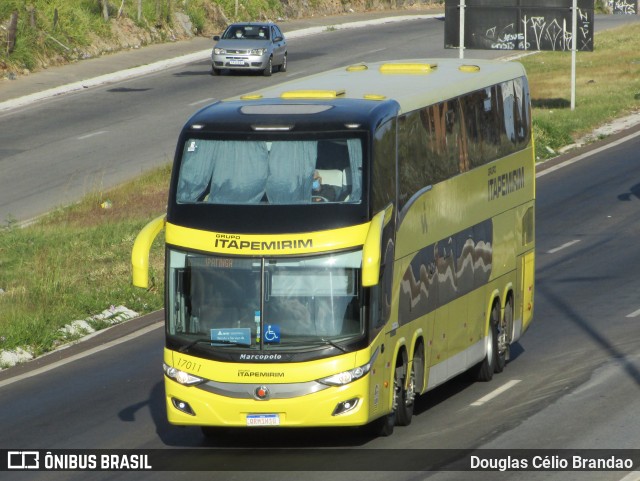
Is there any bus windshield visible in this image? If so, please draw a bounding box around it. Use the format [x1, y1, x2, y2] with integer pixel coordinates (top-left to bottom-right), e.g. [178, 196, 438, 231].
[175, 138, 363, 205]
[167, 249, 364, 350]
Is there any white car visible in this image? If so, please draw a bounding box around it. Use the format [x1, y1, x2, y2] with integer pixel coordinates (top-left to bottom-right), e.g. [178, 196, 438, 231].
[211, 22, 287, 77]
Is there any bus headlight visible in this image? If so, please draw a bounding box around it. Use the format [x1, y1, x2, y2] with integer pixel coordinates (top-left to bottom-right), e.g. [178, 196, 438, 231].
[163, 363, 205, 386]
[318, 363, 371, 386]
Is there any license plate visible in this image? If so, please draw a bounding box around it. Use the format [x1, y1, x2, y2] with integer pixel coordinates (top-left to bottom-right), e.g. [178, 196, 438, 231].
[246, 414, 280, 426]
[229, 60, 246, 65]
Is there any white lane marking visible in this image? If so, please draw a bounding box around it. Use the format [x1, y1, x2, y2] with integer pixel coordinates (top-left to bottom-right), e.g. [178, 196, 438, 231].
[618, 472, 640, 481]
[536, 129, 640, 178]
[189, 98, 216, 106]
[284, 71, 307, 78]
[77, 131, 108, 140]
[547, 239, 581, 254]
[471, 379, 521, 406]
[0, 322, 163, 390]
[626, 308, 640, 318]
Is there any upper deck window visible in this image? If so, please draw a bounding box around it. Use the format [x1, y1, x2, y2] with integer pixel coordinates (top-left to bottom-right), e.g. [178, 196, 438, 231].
[176, 138, 363, 205]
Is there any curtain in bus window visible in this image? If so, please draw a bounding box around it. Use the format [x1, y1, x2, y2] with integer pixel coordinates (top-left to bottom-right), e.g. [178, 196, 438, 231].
[266, 141, 317, 203]
[347, 139, 362, 202]
[177, 140, 217, 202]
[209, 141, 269, 204]
[177, 140, 269, 203]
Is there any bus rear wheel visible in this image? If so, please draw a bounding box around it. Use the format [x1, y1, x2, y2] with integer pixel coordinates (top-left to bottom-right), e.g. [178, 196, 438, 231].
[496, 297, 512, 372]
[471, 302, 501, 382]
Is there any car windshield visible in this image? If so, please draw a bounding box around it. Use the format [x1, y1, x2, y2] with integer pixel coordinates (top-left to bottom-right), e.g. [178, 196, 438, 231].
[176, 138, 363, 205]
[223, 25, 270, 40]
[167, 250, 364, 351]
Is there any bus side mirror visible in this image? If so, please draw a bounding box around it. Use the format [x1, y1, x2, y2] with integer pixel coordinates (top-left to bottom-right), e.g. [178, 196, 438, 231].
[362, 208, 392, 287]
[132, 214, 166, 288]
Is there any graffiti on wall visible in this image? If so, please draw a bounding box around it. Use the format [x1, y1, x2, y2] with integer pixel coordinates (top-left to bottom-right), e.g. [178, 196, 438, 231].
[444, 1, 595, 52]
[610, 0, 637, 14]
[484, 9, 593, 51]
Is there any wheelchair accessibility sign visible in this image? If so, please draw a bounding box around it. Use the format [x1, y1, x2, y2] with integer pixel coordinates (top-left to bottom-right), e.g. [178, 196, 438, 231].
[263, 324, 280, 344]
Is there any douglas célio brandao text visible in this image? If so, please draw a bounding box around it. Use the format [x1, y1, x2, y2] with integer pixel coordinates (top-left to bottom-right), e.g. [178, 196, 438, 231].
[470, 454, 635, 471]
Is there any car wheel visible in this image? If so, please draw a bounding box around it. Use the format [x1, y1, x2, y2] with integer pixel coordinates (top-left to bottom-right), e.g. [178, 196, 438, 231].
[263, 57, 273, 77]
[210, 68, 220, 76]
[279, 54, 287, 73]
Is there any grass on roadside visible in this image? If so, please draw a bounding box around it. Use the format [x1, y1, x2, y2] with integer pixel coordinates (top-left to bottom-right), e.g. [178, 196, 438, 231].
[1, 21, 640, 361]
[520, 22, 640, 159]
[0, 165, 170, 357]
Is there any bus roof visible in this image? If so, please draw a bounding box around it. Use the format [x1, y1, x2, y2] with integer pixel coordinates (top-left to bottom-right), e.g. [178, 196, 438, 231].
[228, 58, 527, 114]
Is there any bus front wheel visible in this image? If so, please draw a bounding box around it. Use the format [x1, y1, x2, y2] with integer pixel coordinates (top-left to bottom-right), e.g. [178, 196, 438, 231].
[397, 348, 421, 426]
[367, 368, 401, 437]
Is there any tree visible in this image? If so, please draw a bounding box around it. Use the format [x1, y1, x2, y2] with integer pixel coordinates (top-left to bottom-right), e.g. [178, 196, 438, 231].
[100, 0, 109, 21]
[7, 11, 18, 54]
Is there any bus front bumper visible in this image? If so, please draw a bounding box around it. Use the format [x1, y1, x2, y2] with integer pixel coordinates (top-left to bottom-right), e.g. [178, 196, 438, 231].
[165, 376, 373, 428]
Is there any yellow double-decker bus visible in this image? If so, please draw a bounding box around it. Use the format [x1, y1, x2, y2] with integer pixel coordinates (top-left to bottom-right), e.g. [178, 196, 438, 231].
[132, 58, 535, 436]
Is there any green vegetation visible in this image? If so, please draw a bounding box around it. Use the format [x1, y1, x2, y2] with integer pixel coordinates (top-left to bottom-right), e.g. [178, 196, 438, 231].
[0, 166, 169, 357]
[521, 22, 640, 159]
[0, 0, 287, 74]
[1, 14, 640, 363]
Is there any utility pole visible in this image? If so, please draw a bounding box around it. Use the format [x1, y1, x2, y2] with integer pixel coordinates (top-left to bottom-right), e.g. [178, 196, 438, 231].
[571, 0, 577, 110]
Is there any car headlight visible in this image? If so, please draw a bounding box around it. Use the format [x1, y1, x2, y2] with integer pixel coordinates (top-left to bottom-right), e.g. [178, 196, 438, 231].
[163, 363, 205, 386]
[250, 48, 266, 55]
[318, 362, 372, 386]
[213, 48, 226, 55]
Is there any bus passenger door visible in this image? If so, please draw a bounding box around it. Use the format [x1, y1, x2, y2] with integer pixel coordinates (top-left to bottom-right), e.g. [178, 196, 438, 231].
[367, 234, 397, 419]
[367, 276, 394, 419]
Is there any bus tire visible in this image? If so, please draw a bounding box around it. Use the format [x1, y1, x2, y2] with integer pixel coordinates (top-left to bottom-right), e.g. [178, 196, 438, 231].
[201, 426, 223, 438]
[368, 410, 395, 437]
[495, 297, 512, 373]
[471, 302, 500, 382]
[367, 367, 402, 437]
[397, 346, 421, 426]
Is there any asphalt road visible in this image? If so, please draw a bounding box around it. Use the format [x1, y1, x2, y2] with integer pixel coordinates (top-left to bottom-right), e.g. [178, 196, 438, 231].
[1, 130, 639, 481]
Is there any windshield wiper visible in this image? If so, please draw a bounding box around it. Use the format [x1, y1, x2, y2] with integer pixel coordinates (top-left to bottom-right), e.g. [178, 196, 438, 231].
[321, 338, 348, 353]
[275, 338, 349, 352]
[179, 337, 251, 352]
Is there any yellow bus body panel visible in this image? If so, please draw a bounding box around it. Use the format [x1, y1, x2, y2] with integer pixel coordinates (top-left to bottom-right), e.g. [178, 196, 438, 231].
[165, 222, 371, 255]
